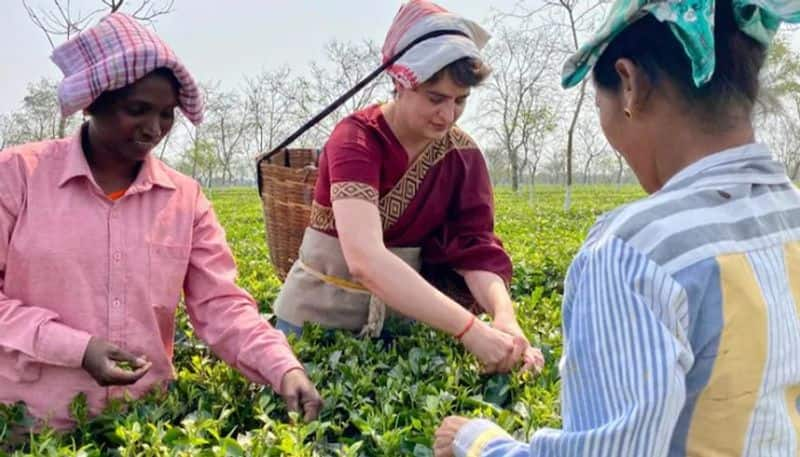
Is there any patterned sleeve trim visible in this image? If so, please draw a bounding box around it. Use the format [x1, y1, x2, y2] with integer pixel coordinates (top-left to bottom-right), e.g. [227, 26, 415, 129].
[331, 181, 379, 205]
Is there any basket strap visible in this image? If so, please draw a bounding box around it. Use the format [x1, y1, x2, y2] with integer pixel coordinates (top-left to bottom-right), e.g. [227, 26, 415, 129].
[255, 28, 469, 195]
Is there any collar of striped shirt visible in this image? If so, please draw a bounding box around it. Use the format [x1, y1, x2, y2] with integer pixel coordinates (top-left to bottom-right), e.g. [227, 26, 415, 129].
[659, 142, 790, 193]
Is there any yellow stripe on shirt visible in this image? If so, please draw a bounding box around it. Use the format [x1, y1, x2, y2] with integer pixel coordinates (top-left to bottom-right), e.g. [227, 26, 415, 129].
[786, 241, 800, 333]
[686, 253, 768, 455]
[467, 426, 511, 457]
[785, 242, 800, 449]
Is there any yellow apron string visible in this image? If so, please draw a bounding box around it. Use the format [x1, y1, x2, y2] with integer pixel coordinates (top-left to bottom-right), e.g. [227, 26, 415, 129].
[297, 258, 386, 337]
[297, 258, 370, 294]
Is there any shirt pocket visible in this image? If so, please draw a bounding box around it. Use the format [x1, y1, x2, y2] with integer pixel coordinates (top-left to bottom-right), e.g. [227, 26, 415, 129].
[147, 242, 191, 311]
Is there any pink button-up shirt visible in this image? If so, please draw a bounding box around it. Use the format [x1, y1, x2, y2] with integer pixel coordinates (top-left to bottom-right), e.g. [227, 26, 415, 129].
[0, 132, 302, 429]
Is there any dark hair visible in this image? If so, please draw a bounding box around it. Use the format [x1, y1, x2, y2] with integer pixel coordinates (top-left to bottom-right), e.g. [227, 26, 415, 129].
[426, 57, 491, 87]
[592, 0, 766, 130]
[86, 67, 180, 115]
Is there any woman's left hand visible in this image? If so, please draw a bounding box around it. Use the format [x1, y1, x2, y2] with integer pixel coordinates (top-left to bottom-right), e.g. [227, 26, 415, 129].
[280, 368, 323, 421]
[434, 416, 470, 457]
[492, 316, 545, 373]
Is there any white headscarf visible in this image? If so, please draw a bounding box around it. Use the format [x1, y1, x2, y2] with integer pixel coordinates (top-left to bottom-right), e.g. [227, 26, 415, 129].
[381, 0, 491, 88]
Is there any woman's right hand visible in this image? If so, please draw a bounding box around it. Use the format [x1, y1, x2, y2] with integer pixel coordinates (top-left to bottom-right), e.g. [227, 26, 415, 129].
[81, 337, 151, 386]
[459, 319, 525, 373]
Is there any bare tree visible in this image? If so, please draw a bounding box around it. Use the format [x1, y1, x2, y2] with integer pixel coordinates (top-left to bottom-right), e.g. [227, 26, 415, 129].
[757, 35, 800, 117]
[178, 88, 216, 184]
[6, 78, 81, 144]
[758, 85, 800, 181]
[19, 79, 62, 141]
[576, 109, 609, 184]
[523, 105, 556, 185]
[480, 14, 557, 191]
[292, 39, 390, 147]
[542, 145, 566, 184]
[0, 115, 18, 150]
[243, 67, 300, 156]
[589, 151, 621, 185]
[23, 0, 174, 47]
[1, 79, 73, 147]
[540, 0, 608, 208]
[176, 138, 218, 186]
[756, 34, 800, 181]
[484, 146, 510, 185]
[176, 83, 245, 187]
[614, 150, 626, 189]
[201, 85, 249, 186]
[498, 0, 608, 202]
[768, 113, 800, 180]
[11, 75, 71, 140]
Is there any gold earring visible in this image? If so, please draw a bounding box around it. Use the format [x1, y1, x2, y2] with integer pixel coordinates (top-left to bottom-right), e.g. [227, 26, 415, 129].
[624, 108, 632, 119]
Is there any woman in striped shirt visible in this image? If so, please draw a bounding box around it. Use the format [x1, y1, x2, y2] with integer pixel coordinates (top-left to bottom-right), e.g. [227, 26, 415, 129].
[435, 0, 800, 455]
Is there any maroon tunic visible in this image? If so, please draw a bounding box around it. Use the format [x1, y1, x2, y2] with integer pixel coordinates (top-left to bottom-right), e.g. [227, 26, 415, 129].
[310, 104, 512, 287]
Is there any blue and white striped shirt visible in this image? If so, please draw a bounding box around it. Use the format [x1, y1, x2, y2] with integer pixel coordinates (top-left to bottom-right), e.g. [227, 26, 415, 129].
[454, 143, 800, 456]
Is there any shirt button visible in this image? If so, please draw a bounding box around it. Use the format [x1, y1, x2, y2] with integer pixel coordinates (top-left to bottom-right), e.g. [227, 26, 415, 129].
[112, 299, 121, 307]
[113, 252, 122, 262]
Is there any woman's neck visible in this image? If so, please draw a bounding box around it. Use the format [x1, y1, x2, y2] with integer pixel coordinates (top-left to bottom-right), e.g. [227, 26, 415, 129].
[381, 102, 431, 160]
[82, 124, 141, 193]
[652, 117, 756, 190]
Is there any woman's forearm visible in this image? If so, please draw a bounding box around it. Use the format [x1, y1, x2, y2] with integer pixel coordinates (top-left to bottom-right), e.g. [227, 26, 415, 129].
[354, 250, 474, 336]
[460, 270, 515, 320]
[332, 199, 476, 335]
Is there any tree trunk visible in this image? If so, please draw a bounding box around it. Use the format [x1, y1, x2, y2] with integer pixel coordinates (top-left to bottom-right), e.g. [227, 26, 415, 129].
[564, 80, 588, 211]
[509, 148, 520, 192]
[791, 160, 800, 181]
[583, 156, 594, 185]
[528, 165, 538, 206]
[57, 116, 67, 139]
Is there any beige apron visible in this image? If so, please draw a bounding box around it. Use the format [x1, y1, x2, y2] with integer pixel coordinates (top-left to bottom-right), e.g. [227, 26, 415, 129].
[273, 228, 422, 337]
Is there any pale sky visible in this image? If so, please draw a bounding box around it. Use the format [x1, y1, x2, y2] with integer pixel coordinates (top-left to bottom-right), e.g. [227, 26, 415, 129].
[0, 0, 524, 116]
[3, 1, 798, 121]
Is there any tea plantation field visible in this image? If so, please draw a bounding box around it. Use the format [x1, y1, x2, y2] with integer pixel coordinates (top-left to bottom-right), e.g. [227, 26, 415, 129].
[1, 185, 644, 456]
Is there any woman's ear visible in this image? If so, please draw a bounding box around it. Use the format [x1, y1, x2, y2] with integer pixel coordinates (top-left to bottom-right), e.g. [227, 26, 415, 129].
[614, 58, 653, 117]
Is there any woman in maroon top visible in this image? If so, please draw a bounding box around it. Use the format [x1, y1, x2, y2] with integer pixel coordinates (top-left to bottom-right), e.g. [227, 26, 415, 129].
[274, 1, 543, 374]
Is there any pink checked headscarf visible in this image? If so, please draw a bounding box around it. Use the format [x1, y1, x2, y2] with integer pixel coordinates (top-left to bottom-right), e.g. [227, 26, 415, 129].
[51, 13, 204, 125]
[382, 0, 490, 89]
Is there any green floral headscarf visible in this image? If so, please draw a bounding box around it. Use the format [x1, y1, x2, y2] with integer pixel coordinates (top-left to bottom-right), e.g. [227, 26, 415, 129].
[561, 0, 800, 89]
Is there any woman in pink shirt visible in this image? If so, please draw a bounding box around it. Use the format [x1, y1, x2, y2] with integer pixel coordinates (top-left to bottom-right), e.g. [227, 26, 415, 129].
[0, 13, 320, 431]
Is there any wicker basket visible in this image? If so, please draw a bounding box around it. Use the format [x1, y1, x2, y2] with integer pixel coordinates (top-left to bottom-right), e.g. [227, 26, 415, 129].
[258, 148, 320, 280]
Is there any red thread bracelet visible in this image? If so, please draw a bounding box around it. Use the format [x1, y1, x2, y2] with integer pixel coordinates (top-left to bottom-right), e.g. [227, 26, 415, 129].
[455, 315, 476, 340]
